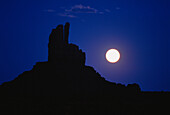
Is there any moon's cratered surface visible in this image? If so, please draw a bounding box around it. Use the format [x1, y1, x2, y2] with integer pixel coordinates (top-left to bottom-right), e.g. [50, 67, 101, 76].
[105, 49, 120, 63]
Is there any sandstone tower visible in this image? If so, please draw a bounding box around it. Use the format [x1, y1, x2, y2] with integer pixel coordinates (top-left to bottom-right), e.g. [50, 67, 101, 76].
[48, 23, 86, 65]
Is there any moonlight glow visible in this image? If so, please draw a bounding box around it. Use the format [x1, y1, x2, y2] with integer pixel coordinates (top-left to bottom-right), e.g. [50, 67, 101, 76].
[105, 49, 120, 63]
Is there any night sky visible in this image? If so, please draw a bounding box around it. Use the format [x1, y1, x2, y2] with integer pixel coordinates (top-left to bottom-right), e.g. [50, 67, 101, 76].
[0, 0, 169, 91]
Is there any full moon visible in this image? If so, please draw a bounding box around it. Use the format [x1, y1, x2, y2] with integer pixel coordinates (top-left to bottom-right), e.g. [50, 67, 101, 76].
[105, 49, 120, 63]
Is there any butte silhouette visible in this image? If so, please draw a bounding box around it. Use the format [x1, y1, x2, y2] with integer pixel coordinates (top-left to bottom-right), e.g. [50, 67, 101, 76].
[0, 23, 169, 115]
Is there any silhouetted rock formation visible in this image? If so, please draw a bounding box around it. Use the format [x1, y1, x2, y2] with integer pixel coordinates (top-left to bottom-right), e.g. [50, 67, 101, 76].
[0, 23, 169, 115]
[48, 22, 85, 65]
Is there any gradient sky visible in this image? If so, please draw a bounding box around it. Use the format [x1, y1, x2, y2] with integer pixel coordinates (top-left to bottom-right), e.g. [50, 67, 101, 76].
[0, 0, 169, 91]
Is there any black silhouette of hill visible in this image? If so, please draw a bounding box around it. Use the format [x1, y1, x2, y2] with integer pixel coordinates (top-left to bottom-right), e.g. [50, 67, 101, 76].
[0, 23, 170, 115]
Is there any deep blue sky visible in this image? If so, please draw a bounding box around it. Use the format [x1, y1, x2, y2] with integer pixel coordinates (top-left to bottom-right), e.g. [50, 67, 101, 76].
[0, 0, 169, 91]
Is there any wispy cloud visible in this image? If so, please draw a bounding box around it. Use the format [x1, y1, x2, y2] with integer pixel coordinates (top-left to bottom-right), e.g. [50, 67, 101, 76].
[115, 7, 120, 10]
[58, 4, 110, 18]
[58, 13, 76, 18]
[105, 9, 111, 12]
[44, 5, 111, 18]
[44, 9, 56, 13]
[65, 4, 98, 14]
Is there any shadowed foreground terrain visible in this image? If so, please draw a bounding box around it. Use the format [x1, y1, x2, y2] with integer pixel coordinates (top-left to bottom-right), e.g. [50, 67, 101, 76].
[0, 23, 169, 115]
